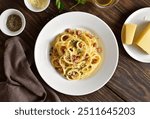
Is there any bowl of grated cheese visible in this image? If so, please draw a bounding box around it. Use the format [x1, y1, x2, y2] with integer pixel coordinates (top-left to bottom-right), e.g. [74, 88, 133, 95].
[24, 0, 50, 12]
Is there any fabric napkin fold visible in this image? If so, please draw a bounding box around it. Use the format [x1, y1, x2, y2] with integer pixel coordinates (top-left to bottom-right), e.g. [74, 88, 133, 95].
[0, 37, 60, 102]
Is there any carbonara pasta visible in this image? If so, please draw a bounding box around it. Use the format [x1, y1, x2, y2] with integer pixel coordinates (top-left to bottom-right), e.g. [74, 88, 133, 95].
[50, 29, 103, 80]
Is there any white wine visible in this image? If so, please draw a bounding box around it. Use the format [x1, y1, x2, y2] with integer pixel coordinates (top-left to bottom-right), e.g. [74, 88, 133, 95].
[95, 0, 118, 7]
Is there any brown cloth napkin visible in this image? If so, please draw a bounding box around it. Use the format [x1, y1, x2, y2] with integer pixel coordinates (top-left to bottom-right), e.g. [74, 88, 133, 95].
[0, 37, 60, 102]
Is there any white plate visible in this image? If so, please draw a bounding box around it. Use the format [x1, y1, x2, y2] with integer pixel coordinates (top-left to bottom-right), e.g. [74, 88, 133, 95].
[122, 7, 150, 63]
[34, 12, 119, 96]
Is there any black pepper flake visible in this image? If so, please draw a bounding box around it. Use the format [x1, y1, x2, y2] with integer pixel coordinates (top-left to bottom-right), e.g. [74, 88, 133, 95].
[6, 14, 22, 32]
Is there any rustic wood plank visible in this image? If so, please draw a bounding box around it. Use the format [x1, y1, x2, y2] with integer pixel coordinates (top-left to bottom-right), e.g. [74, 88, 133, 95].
[0, 0, 150, 101]
[104, 0, 150, 101]
[106, 53, 150, 101]
[58, 87, 124, 102]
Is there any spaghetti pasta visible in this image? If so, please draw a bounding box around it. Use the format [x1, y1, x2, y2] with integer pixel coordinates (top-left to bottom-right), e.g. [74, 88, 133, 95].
[50, 29, 103, 80]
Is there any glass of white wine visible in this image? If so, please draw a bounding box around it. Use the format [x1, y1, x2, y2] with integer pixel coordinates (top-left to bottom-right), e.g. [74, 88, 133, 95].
[91, 0, 119, 8]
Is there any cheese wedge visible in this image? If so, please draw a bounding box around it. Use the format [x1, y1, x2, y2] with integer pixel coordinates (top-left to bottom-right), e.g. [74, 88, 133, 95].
[123, 24, 137, 45]
[136, 23, 150, 54]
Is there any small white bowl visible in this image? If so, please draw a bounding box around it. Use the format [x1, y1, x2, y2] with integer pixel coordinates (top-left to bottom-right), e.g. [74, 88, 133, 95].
[24, 0, 50, 12]
[0, 9, 26, 36]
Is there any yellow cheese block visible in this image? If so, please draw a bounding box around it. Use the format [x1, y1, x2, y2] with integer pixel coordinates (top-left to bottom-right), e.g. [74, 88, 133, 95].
[123, 24, 137, 45]
[136, 23, 150, 54]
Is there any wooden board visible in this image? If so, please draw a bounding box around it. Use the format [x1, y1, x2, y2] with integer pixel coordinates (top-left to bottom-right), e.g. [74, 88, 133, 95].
[0, 0, 150, 101]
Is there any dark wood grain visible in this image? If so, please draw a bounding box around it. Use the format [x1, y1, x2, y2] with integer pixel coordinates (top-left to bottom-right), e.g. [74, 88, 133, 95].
[0, 0, 150, 101]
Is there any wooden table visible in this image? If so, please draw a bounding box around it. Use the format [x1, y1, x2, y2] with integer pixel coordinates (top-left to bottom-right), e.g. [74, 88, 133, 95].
[0, 0, 150, 102]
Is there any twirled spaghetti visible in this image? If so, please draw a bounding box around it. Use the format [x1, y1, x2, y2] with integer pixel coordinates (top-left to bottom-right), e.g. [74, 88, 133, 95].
[50, 29, 103, 80]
